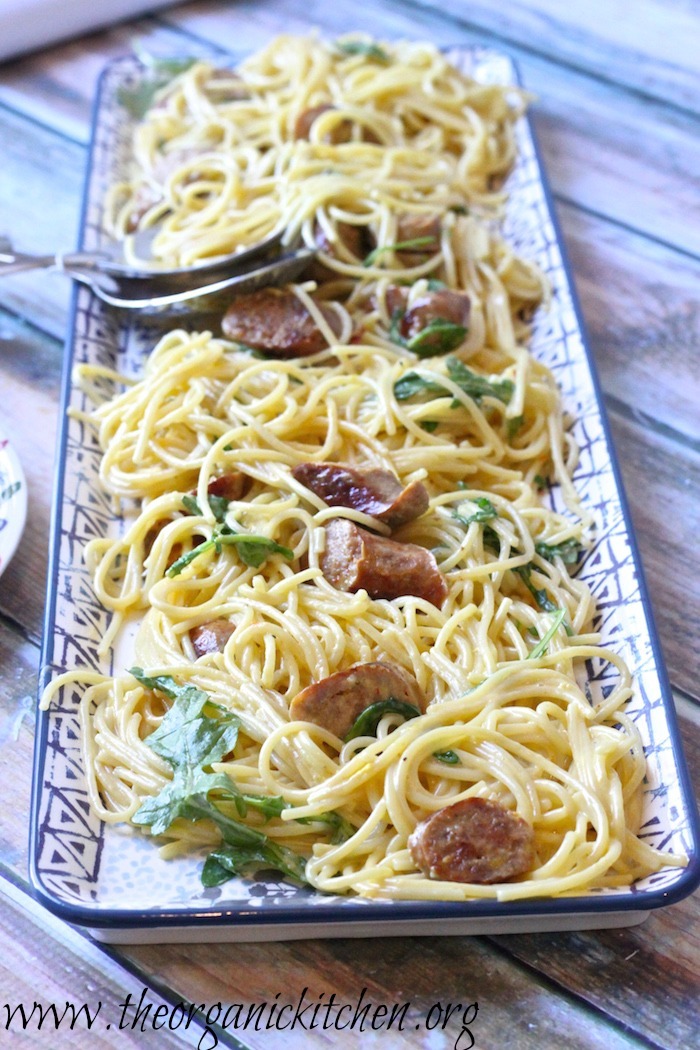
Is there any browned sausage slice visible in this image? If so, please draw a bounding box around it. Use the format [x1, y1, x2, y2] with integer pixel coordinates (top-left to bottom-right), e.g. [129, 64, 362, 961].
[400, 288, 471, 342]
[221, 288, 342, 358]
[320, 518, 447, 606]
[408, 797, 536, 884]
[292, 463, 429, 528]
[206, 472, 250, 502]
[289, 661, 426, 739]
[294, 103, 346, 142]
[190, 619, 235, 657]
[395, 213, 442, 264]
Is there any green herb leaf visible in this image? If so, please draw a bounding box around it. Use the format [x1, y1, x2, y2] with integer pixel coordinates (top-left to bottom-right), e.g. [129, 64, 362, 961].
[407, 318, 467, 358]
[535, 539, 583, 566]
[513, 563, 559, 613]
[452, 496, 498, 528]
[335, 40, 390, 62]
[527, 609, 567, 660]
[433, 750, 460, 764]
[166, 526, 293, 577]
[394, 371, 444, 401]
[118, 55, 196, 118]
[393, 358, 514, 406]
[506, 415, 524, 440]
[427, 278, 447, 291]
[202, 842, 307, 886]
[446, 358, 514, 405]
[181, 493, 229, 523]
[344, 699, 422, 742]
[223, 534, 294, 568]
[363, 236, 437, 268]
[421, 420, 439, 433]
[130, 669, 309, 885]
[129, 669, 241, 835]
[295, 810, 356, 844]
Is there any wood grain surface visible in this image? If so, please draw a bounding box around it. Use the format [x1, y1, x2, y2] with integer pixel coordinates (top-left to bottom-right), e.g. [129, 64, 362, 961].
[1, 2, 698, 1047]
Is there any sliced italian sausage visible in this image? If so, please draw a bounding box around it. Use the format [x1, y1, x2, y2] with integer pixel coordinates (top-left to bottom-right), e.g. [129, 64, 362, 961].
[206, 472, 250, 502]
[320, 518, 447, 606]
[408, 797, 536, 884]
[189, 619, 235, 657]
[292, 462, 429, 528]
[221, 288, 342, 357]
[400, 288, 471, 342]
[289, 661, 426, 739]
[294, 103, 352, 143]
[395, 213, 442, 264]
[307, 219, 373, 282]
[294, 103, 380, 144]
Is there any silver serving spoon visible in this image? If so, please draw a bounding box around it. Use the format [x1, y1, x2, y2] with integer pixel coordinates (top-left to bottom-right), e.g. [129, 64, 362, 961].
[0, 227, 286, 285]
[0, 235, 315, 314]
[68, 249, 315, 314]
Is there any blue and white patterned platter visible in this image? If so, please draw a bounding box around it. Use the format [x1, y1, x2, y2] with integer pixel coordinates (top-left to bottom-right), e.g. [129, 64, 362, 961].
[30, 49, 700, 943]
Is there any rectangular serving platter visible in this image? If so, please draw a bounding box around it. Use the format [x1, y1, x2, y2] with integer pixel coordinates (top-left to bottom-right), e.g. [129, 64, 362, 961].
[30, 46, 700, 943]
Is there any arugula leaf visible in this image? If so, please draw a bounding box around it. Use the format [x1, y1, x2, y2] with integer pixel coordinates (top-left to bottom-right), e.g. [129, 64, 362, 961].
[535, 539, 583, 566]
[452, 496, 498, 528]
[202, 843, 307, 886]
[335, 40, 390, 62]
[364, 236, 437, 268]
[118, 55, 196, 118]
[181, 493, 229, 523]
[506, 415, 524, 440]
[166, 527, 293, 577]
[433, 750, 460, 764]
[512, 563, 559, 613]
[445, 358, 515, 405]
[344, 699, 422, 742]
[295, 810, 356, 844]
[394, 358, 514, 406]
[527, 609, 567, 660]
[130, 670, 309, 885]
[406, 318, 467, 358]
[232, 534, 295, 568]
[129, 669, 241, 835]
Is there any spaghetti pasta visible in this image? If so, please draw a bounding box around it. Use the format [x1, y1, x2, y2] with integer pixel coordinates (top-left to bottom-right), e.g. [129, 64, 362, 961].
[42, 34, 684, 902]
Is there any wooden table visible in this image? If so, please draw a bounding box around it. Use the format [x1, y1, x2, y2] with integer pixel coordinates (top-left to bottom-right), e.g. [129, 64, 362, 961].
[1, 2, 698, 1046]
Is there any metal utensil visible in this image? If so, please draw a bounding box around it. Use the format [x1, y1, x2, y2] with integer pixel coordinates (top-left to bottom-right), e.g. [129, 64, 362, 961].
[0, 226, 286, 284]
[69, 249, 315, 314]
[0, 234, 315, 314]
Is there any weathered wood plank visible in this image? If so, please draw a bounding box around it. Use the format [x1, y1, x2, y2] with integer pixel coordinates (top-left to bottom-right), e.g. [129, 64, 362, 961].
[119, 931, 647, 1049]
[381, 0, 700, 113]
[0, 18, 196, 143]
[608, 413, 700, 700]
[558, 201, 700, 445]
[0, 106, 81, 334]
[0, 878, 209, 1048]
